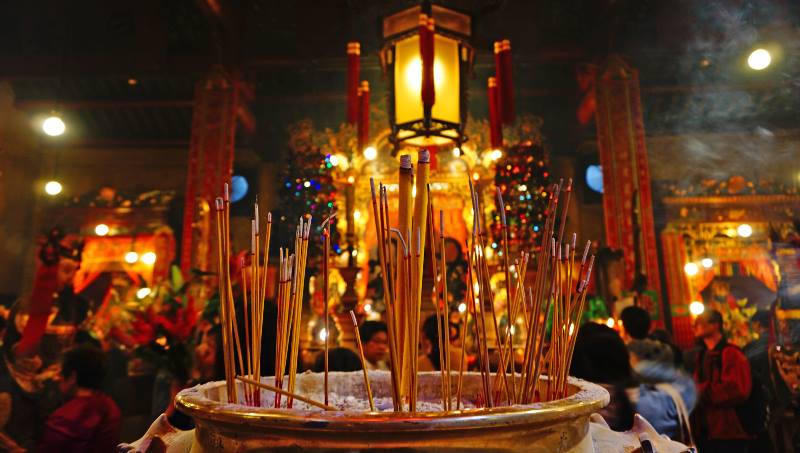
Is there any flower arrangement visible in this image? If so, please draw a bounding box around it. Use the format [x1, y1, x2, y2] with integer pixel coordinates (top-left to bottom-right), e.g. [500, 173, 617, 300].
[128, 266, 199, 382]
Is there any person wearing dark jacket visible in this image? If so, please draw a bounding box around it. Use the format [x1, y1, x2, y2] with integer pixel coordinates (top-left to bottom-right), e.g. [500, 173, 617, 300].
[691, 309, 752, 453]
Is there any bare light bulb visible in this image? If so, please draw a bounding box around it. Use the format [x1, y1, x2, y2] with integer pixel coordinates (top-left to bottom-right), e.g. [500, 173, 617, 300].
[124, 251, 139, 264]
[689, 301, 705, 316]
[747, 48, 771, 70]
[141, 252, 157, 265]
[94, 224, 110, 236]
[737, 224, 753, 238]
[44, 180, 62, 196]
[42, 115, 66, 136]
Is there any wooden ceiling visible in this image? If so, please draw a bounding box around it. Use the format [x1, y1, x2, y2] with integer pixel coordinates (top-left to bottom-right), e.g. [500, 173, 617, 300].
[2, 0, 798, 153]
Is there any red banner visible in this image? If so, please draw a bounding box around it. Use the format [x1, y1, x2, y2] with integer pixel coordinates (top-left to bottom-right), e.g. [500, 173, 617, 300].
[594, 56, 662, 319]
[181, 68, 239, 274]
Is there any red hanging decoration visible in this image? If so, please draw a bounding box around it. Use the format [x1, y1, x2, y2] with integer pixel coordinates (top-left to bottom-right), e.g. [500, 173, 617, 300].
[16, 262, 59, 355]
[346, 42, 361, 125]
[494, 40, 515, 124]
[358, 80, 370, 150]
[487, 77, 502, 149]
[419, 14, 436, 113]
[576, 64, 597, 126]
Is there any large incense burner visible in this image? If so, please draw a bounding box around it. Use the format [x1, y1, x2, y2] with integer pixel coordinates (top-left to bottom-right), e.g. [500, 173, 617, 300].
[176, 371, 609, 452]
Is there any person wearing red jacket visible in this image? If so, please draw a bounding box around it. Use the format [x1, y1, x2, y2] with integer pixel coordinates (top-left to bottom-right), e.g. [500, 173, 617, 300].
[691, 308, 752, 453]
[39, 345, 121, 452]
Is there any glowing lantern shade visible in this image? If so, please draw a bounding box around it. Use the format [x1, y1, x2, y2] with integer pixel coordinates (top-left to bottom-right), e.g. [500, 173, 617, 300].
[381, 5, 473, 151]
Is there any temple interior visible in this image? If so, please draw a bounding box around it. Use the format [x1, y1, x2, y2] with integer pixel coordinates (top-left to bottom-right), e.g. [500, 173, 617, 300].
[0, 1, 798, 452]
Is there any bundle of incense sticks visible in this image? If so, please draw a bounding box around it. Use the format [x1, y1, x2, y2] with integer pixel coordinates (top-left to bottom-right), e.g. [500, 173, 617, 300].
[215, 165, 594, 412]
[215, 186, 319, 408]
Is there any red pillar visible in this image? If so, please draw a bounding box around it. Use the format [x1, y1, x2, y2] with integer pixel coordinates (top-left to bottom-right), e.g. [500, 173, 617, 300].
[594, 56, 663, 325]
[180, 67, 242, 274]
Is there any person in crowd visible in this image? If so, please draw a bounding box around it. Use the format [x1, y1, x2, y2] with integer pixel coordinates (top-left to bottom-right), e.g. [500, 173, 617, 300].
[418, 314, 465, 372]
[39, 345, 121, 452]
[571, 323, 636, 431]
[619, 306, 651, 343]
[312, 347, 362, 372]
[691, 309, 752, 453]
[358, 321, 389, 371]
[649, 328, 684, 369]
[742, 310, 774, 452]
[572, 322, 694, 440]
[628, 337, 697, 442]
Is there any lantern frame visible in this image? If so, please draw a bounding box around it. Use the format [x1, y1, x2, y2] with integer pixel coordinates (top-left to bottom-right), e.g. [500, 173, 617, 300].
[380, 4, 474, 153]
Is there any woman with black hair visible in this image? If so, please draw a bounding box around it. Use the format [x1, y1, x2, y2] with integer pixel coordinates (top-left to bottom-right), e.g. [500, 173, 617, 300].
[417, 314, 465, 372]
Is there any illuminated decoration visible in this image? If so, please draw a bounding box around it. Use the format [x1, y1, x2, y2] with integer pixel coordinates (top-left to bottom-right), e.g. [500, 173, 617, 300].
[125, 251, 140, 264]
[492, 141, 550, 247]
[452, 147, 461, 157]
[605, 318, 615, 328]
[94, 224, 110, 236]
[381, 4, 473, 150]
[689, 301, 705, 316]
[747, 48, 771, 70]
[319, 328, 328, 342]
[585, 165, 603, 193]
[44, 180, 62, 196]
[328, 154, 340, 167]
[490, 149, 503, 161]
[42, 114, 66, 136]
[277, 120, 340, 258]
[127, 78, 138, 86]
[684, 262, 699, 276]
[141, 252, 157, 265]
[230, 175, 249, 203]
[737, 223, 753, 238]
[136, 287, 152, 299]
[364, 303, 372, 313]
[700, 258, 713, 269]
[363, 146, 378, 161]
[458, 302, 467, 313]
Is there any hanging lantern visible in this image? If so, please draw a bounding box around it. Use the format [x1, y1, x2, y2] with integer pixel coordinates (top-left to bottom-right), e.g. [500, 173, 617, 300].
[381, 4, 473, 152]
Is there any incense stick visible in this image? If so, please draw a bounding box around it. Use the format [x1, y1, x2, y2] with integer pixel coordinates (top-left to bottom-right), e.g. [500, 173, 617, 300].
[351, 311, 375, 411]
[236, 376, 336, 411]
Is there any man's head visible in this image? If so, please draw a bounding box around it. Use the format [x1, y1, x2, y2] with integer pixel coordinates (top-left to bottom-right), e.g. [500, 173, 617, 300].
[620, 306, 651, 342]
[359, 321, 388, 365]
[59, 345, 107, 395]
[693, 308, 723, 340]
